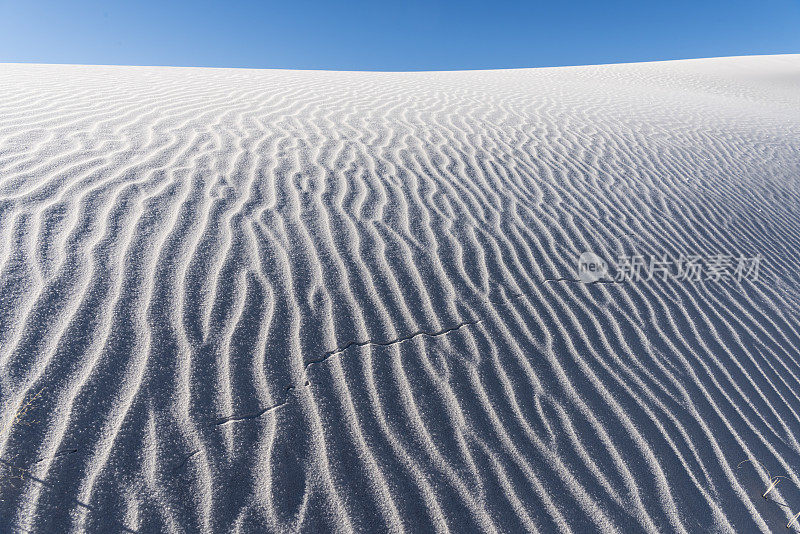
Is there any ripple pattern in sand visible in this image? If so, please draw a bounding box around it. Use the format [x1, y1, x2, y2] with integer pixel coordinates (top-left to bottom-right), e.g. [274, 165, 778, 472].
[1, 56, 800, 532]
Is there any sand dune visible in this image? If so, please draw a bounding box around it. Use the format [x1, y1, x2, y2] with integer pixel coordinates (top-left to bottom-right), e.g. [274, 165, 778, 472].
[1, 55, 799, 532]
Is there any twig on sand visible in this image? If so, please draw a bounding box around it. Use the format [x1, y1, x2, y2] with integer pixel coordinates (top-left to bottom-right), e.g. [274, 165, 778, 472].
[0, 457, 139, 533]
[763, 476, 792, 499]
[737, 458, 800, 529]
[1, 387, 46, 483]
[4, 387, 44, 430]
[737, 458, 784, 498]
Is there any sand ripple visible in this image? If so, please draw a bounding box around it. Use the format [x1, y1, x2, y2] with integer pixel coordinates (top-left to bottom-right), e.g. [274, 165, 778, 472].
[1, 56, 800, 532]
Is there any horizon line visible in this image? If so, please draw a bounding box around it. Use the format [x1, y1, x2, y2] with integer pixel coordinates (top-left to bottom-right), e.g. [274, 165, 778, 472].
[2, 52, 798, 74]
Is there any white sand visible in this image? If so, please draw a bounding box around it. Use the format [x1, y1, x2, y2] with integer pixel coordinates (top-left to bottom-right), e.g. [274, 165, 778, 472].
[0, 55, 799, 532]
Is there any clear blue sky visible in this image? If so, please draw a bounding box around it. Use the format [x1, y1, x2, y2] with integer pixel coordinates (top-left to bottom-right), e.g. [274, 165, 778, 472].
[1, 0, 799, 71]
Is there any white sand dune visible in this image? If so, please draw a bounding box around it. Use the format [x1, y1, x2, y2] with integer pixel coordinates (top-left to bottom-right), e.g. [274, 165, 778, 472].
[0, 55, 799, 532]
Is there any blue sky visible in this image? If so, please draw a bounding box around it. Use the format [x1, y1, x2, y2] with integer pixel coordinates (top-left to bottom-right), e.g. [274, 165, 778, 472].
[1, 0, 798, 71]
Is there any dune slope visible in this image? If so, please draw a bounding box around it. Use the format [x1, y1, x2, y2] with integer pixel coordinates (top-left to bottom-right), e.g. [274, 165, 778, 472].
[1, 55, 800, 532]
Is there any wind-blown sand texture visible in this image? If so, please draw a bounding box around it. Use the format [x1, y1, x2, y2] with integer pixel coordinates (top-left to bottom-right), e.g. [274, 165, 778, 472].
[1, 55, 799, 533]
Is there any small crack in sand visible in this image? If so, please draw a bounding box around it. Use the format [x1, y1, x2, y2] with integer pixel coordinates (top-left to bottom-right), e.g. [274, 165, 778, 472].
[544, 277, 620, 285]
[214, 318, 482, 426]
[305, 318, 482, 369]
